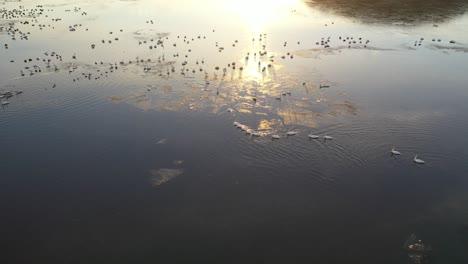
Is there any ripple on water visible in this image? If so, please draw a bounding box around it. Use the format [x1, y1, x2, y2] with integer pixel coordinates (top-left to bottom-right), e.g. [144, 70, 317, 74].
[0, 72, 113, 131]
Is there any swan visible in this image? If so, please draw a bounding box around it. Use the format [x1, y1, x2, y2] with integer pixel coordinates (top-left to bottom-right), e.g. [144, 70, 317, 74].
[323, 134, 333, 140]
[272, 134, 281, 139]
[286, 131, 298, 136]
[308, 134, 319, 139]
[413, 155, 425, 164]
[391, 147, 401, 155]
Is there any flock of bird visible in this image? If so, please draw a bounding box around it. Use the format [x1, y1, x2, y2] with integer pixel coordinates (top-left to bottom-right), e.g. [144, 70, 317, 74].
[232, 121, 426, 164]
[0, 90, 23, 107]
[232, 120, 332, 140]
[2, 4, 347, 110]
[391, 147, 426, 164]
[1, 3, 460, 89]
[0, 3, 457, 166]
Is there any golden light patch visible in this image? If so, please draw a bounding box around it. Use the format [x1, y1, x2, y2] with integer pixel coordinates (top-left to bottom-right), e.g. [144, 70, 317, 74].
[277, 109, 318, 128]
[258, 119, 283, 131]
[238, 109, 252, 114]
[109, 96, 124, 102]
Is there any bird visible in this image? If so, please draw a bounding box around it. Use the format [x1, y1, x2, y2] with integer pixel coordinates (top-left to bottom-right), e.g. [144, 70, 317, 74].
[308, 133, 319, 139]
[272, 134, 281, 139]
[323, 134, 333, 140]
[286, 131, 298, 136]
[413, 155, 425, 164]
[390, 147, 401, 155]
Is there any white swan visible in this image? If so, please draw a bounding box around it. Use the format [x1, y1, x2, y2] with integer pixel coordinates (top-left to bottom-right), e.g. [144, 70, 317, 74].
[286, 131, 298, 136]
[413, 155, 425, 164]
[324, 134, 333, 140]
[308, 133, 319, 139]
[391, 147, 401, 155]
[272, 134, 281, 139]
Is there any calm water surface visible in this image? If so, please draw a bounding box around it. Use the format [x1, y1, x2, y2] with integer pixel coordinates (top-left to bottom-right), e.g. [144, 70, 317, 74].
[1, 0, 468, 263]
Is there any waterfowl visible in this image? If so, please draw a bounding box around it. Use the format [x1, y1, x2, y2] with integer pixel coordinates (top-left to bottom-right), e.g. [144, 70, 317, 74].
[413, 155, 425, 164]
[286, 131, 298, 136]
[308, 134, 319, 139]
[272, 134, 281, 139]
[323, 134, 333, 140]
[390, 147, 401, 155]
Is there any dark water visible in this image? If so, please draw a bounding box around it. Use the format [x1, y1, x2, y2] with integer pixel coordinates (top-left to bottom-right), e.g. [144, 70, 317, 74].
[309, 0, 468, 24]
[1, 0, 468, 263]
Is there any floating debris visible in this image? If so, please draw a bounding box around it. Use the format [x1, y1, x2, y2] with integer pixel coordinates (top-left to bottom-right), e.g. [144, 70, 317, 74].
[403, 234, 431, 264]
[149, 168, 183, 186]
[156, 139, 167, 144]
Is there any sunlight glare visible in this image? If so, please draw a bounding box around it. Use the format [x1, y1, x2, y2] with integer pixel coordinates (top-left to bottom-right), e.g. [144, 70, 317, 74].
[221, 0, 301, 33]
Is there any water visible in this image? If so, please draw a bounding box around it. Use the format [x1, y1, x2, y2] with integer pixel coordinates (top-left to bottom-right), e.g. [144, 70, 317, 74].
[1, 0, 468, 263]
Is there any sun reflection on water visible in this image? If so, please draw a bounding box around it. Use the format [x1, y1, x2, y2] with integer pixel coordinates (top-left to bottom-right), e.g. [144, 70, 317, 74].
[221, 0, 304, 33]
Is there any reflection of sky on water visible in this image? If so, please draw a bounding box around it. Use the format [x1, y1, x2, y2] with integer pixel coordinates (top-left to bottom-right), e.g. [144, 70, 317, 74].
[2, 1, 468, 262]
[2, 0, 468, 132]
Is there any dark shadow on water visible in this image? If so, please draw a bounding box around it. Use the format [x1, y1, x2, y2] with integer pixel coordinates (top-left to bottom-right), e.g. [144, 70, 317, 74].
[306, 0, 468, 24]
